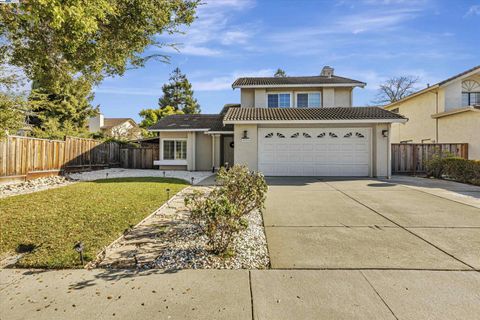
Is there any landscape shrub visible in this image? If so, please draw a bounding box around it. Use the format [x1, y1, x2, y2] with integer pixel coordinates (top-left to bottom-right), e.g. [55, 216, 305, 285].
[425, 156, 480, 186]
[215, 165, 268, 217]
[185, 165, 268, 255]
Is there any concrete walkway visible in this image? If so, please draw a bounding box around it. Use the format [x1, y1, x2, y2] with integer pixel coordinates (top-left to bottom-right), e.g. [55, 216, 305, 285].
[1, 268, 479, 319]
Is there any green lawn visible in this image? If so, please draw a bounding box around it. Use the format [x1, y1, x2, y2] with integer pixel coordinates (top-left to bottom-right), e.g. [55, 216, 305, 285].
[0, 177, 188, 268]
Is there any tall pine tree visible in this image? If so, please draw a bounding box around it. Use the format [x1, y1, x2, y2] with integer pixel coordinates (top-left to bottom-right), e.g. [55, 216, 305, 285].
[158, 68, 200, 114]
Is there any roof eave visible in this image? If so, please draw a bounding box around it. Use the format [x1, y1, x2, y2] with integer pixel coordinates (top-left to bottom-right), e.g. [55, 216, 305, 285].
[232, 83, 366, 89]
[431, 106, 480, 119]
[223, 119, 407, 125]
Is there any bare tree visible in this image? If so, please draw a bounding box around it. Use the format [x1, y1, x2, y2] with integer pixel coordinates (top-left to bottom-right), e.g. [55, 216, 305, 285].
[274, 68, 287, 77]
[374, 76, 419, 105]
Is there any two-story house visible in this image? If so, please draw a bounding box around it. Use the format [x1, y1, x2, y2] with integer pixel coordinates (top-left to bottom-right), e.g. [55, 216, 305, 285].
[149, 66, 406, 177]
[384, 66, 479, 160]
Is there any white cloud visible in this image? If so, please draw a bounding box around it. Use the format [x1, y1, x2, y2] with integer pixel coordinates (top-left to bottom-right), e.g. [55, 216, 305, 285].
[193, 69, 274, 91]
[465, 5, 480, 16]
[155, 0, 256, 57]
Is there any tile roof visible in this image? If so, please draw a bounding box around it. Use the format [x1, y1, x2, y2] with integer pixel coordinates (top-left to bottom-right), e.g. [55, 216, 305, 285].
[232, 75, 365, 88]
[148, 114, 233, 132]
[223, 107, 406, 122]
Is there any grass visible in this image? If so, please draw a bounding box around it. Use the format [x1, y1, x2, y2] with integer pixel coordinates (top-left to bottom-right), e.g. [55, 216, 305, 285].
[0, 177, 188, 268]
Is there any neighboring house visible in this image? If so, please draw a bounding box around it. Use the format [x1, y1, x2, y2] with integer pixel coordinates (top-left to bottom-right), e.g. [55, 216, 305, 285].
[384, 66, 480, 159]
[89, 114, 142, 139]
[149, 66, 406, 177]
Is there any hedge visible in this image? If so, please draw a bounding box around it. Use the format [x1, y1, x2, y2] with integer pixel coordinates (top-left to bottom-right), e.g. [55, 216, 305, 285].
[425, 157, 480, 186]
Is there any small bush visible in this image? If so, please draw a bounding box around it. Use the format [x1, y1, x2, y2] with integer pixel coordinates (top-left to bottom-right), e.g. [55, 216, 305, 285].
[185, 165, 268, 255]
[425, 156, 480, 186]
[216, 165, 268, 217]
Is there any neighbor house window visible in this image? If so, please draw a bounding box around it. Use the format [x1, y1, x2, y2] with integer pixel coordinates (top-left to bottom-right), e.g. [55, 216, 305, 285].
[296, 93, 321, 108]
[267, 93, 291, 108]
[462, 92, 480, 106]
[163, 139, 187, 160]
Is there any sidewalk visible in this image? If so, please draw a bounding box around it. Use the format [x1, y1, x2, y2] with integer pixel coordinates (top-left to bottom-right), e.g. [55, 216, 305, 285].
[1, 268, 479, 320]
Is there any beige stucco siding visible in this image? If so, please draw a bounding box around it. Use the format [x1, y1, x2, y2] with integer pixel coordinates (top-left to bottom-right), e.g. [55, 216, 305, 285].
[195, 132, 212, 171]
[438, 111, 480, 159]
[334, 88, 352, 107]
[234, 124, 258, 170]
[240, 87, 354, 108]
[241, 89, 254, 107]
[387, 91, 437, 143]
[372, 123, 390, 177]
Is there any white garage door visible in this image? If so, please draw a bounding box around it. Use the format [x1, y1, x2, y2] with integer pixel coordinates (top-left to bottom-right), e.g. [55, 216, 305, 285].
[258, 128, 371, 176]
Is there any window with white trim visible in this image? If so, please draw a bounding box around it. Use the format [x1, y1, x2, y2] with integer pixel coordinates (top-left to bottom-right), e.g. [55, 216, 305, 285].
[296, 93, 321, 108]
[162, 140, 187, 160]
[267, 93, 291, 108]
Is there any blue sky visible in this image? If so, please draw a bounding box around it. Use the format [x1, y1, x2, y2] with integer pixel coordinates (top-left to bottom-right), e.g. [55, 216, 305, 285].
[93, 0, 480, 121]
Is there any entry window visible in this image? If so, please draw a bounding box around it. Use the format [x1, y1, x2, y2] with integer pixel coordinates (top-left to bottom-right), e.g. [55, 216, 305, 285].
[297, 93, 321, 108]
[163, 140, 187, 160]
[268, 93, 291, 108]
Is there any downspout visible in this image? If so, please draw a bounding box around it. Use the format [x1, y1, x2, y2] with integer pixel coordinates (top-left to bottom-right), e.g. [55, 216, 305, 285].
[211, 134, 215, 171]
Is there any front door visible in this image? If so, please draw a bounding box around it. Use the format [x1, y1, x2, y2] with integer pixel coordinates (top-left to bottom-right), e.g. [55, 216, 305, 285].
[223, 135, 234, 167]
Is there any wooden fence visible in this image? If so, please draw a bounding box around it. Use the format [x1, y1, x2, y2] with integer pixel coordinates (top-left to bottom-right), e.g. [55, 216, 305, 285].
[0, 135, 120, 182]
[391, 143, 469, 174]
[120, 147, 159, 169]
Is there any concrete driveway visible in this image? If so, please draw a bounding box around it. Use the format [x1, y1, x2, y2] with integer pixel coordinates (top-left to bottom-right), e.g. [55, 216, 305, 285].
[264, 176, 480, 270]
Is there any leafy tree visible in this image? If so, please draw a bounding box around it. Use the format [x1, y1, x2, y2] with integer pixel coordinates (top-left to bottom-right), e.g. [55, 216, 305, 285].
[28, 79, 98, 139]
[0, 0, 199, 137]
[158, 68, 200, 114]
[139, 106, 184, 129]
[0, 93, 28, 138]
[0, 1, 199, 90]
[374, 76, 419, 105]
[274, 68, 287, 77]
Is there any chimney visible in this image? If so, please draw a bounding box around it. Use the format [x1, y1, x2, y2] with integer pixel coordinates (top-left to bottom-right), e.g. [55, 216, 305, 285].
[88, 113, 104, 133]
[321, 66, 334, 78]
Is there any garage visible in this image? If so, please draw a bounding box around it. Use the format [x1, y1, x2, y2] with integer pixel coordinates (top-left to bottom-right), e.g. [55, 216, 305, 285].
[258, 127, 371, 176]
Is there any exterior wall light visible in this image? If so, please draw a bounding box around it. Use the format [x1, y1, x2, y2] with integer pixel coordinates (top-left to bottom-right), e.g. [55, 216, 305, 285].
[382, 130, 389, 138]
[242, 130, 249, 139]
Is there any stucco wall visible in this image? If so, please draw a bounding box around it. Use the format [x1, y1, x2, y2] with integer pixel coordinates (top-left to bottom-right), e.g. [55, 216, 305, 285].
[195, 132, 212, 171]
[240, 87, 354, 108]
[334, 88, 352, 107]
[438, 111, 480, 159]
[254, 89, 266, 108]
[241, 89, 254, 107]
[387, 91, 437, 143]
[322, 88, 335, 107]
[373, 123, 390, 178]
[234, 124, 258, 170]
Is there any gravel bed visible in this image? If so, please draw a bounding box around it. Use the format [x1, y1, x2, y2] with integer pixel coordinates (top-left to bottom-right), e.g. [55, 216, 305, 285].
[0, 176, 74, 199]
[69, 168, 213, 184]
[150, 209, 270, 270]
[97, 186, 270, 270]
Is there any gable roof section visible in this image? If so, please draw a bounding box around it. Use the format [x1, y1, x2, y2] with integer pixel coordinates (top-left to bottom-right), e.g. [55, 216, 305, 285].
[148, 114, 233, 132]
[224, 107, 406, 123]
[232, 75, 366, 88]
[102, 118, 137, 129]
[385, 65, 480, 109]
